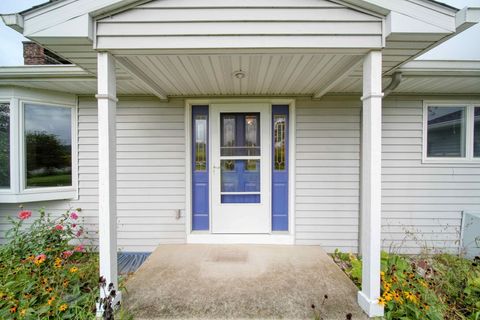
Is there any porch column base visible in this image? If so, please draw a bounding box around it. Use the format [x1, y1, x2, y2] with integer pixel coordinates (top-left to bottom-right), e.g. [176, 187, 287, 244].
[358, 291, 384, 317]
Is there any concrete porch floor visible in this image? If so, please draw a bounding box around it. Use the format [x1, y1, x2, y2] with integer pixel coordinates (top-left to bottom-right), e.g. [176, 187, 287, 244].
[123, 245, 368, 319]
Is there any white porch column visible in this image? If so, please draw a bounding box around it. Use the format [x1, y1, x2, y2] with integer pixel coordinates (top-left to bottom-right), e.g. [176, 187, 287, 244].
[358, 50, 384, 318]
[96, 52, 118, 292]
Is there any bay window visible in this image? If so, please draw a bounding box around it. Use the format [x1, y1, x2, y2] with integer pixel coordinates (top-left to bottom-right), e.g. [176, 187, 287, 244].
[424, 103, 480, 162]
[0, 93, 77, 202]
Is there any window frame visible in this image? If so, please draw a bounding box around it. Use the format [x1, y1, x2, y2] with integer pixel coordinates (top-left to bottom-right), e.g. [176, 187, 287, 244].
[423, 101, 480, 164]
[0, 95, 78, 203]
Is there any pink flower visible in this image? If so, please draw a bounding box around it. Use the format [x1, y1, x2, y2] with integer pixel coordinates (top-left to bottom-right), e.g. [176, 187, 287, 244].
[76, 229, 83, 237]
[18, 210, 32, 220]
[74, 244, 85, 252]
[54, 225, 63, 231]
[62, 251, 73, 258]
[70, 212, 79, 220]
[72, 224, 77, 228]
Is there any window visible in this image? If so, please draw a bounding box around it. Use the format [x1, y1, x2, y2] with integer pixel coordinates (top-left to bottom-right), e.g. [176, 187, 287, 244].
[474, 107, 480, 158]
[273, 114, 287, 171]
[0, 94, 76, 203]
[0, 102, 10, 188]
[424, 103, 480, 162]
[25, 104, 72, 188]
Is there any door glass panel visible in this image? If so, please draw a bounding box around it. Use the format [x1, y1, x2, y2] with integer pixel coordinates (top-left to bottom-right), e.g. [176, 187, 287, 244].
[475, 107, 480, 158]
[221, 115, 236, 156]
[221, 160, 260, 192]
[245, 115, 260, 156]
[221, 113, 260, 156]
[219, 112, 261, 204]
[194, 115, 207, 171]
[273, 114, 286, 171]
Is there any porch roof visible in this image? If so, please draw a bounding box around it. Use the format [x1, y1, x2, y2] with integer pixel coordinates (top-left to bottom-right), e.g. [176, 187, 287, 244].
[0, 60, 478, 96]
[2, 0, 479, 99]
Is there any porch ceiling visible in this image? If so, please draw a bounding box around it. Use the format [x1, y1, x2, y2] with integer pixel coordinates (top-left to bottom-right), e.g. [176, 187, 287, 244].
[114, 53, 363, 97]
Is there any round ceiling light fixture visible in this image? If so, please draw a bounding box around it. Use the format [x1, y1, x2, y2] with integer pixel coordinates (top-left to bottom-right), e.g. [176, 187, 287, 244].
[233, 70, 246, 79]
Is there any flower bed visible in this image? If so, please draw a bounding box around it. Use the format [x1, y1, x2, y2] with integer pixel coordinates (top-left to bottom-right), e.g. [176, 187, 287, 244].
[332, 250, 480, 320]
[0, 208, 98, 319]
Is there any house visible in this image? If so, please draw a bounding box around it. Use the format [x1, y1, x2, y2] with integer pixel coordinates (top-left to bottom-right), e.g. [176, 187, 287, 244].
[1, 0, 479, 317]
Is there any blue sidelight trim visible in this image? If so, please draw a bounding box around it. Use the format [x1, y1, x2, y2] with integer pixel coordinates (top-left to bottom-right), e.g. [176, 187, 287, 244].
[272, 105, 289, 231]
[192, 105, 209, 230]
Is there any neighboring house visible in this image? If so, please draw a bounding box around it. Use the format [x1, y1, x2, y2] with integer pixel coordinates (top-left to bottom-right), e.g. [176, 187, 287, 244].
[0, 0, 479, 317]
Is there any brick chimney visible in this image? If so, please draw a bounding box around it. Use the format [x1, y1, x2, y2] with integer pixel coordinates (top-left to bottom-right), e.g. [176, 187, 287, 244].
[23, 41, 71, 65]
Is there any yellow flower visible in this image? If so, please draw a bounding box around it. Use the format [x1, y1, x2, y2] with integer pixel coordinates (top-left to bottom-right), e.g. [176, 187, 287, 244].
[47, 296, 56, 305]
[63, 280, 69, 288]
[393, 292, 402, 302]
[404, 291, 417, 304]
[45, 287, 53, 293]
[59, 304, 68, 312]
[380, 271, 385, 277]
[69, 266, 78, 273]
[377, 297, 385, 306]
[20, 309, 26, 316]
[383, 292, 393, 302]
[383, 282, 392, 291]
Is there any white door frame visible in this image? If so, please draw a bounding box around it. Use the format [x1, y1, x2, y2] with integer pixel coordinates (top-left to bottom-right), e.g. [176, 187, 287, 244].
[184, 98, 296, 245]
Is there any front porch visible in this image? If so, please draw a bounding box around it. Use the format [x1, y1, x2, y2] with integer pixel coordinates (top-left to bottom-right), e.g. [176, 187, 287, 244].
[123, 244, 368, 319]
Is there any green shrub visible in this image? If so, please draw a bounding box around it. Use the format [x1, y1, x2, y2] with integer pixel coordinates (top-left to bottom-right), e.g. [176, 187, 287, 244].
[333, 250, 480, 320]
[0, 208, 98, 319]
[431, 254, 480, 320]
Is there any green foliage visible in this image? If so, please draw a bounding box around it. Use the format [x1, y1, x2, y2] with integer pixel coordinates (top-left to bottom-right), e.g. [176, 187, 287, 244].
[332, 250, 480, 320]
[431, 254, 480, 319]
[0, 208, 98, 319]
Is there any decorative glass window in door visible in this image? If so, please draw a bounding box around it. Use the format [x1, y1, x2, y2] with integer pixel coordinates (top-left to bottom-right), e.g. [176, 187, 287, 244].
[220, 113, 260, 203]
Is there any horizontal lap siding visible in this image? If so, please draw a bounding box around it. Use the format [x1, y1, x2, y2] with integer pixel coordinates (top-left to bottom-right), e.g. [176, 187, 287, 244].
[96, 0, 382, 49]
[0, 97, 186, 251]
[295, 98, 361, 253]
[382, 98, 480, 254]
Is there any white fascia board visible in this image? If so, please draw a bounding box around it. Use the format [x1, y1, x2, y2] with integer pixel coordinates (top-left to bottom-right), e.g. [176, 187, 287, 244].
[26, 13, 93, 40]
[456, 7, 480, 32]
[342, 0, 457, 32]
[400, 60, 480, 76]
[1, 13, 24, 33]
[386, 11, 452, 36]
[0, 65, 93, 79]
[21, 0, 140, 36]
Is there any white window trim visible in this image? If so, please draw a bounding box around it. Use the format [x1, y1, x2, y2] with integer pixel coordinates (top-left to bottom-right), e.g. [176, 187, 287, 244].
[0, 96, 78, 203]
[422, 101, 480, 164]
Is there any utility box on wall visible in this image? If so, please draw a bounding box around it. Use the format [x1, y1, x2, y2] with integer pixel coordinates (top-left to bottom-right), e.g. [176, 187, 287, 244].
[461, 212, 480, 259]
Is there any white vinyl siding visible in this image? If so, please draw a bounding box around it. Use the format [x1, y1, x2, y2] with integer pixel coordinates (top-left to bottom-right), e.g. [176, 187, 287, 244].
[382, 98, 480, 254]
[294, 97, 361, 252]
[0, 96, 186, 251]
[294, 96, 480, 254]
[2, 94, 479, 254]
[96, 0, 383, 50]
